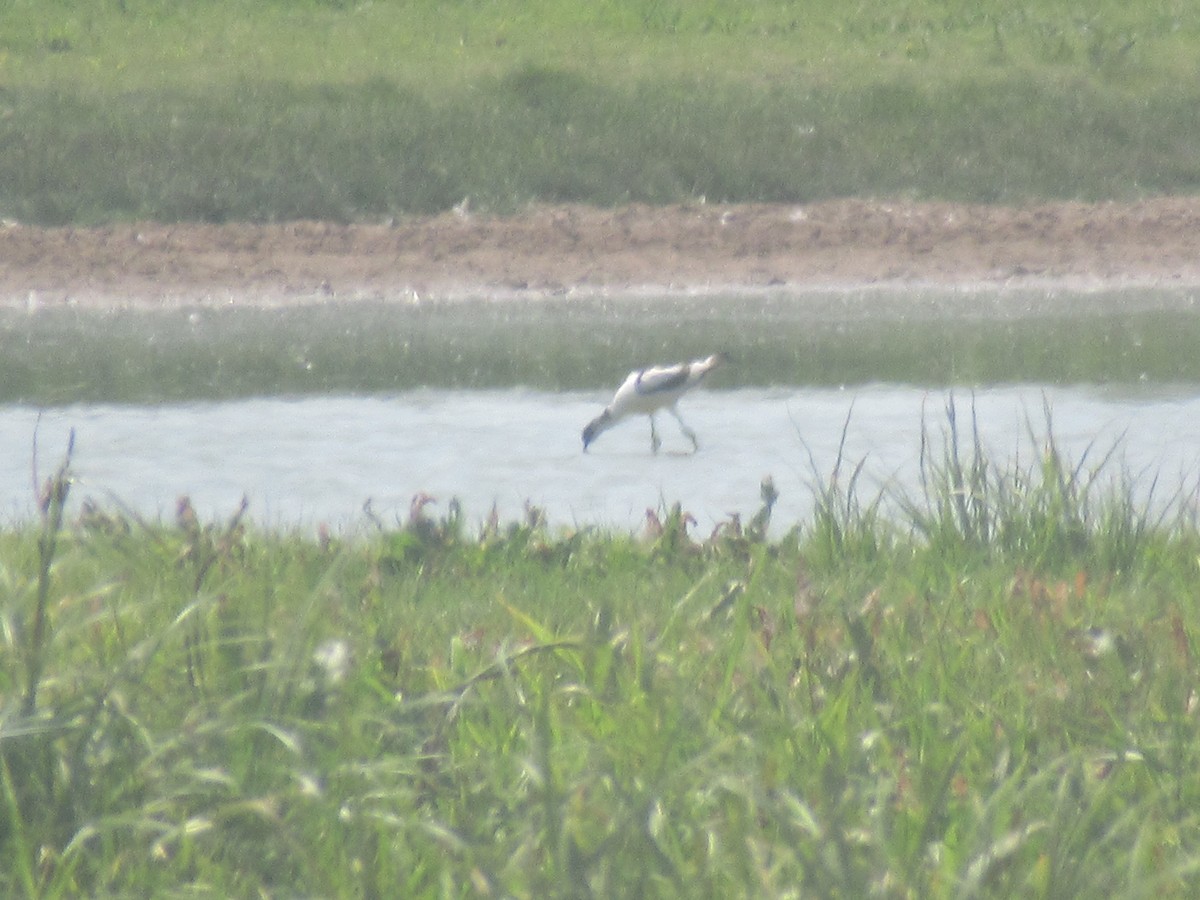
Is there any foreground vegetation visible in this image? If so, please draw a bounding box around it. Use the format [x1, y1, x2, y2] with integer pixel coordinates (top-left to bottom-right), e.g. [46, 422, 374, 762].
[2, 0, 1199, 223]
[3, 414, 1200, 896]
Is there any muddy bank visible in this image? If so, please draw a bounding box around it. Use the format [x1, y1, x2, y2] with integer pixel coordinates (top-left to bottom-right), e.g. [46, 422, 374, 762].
[3, 198, 1200, 309]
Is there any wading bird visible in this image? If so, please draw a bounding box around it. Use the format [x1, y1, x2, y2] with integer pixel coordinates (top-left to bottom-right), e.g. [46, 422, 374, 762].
[582, 353, 726, 453]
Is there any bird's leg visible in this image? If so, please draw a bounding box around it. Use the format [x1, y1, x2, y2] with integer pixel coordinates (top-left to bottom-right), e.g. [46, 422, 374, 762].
[649, 415, 662, 454]
[668, 407, 699, 452]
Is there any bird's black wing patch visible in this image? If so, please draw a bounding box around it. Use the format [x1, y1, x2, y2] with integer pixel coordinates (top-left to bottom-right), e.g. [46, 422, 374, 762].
[635, 366, 689, 395]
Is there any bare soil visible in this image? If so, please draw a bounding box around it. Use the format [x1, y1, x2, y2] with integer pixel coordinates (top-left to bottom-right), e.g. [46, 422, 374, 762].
[3, 198, 1200, 309]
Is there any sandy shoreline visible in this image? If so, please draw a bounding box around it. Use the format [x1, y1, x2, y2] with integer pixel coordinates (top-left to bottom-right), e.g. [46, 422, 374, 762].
[3, 198, 1200, 310]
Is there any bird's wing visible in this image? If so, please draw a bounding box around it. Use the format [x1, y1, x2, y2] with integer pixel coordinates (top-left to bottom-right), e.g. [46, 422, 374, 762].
[633, 363, 690, 395]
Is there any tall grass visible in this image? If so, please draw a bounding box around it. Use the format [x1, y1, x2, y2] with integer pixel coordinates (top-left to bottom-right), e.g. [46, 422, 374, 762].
[0, 0, 1198, 222]
[3, 414, 1200, 895]
[3, 74, 1198, 225]
[5, 296, 1200, 404]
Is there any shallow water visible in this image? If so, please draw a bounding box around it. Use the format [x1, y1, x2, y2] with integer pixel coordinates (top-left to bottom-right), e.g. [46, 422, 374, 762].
[5, 384, 1200, 533]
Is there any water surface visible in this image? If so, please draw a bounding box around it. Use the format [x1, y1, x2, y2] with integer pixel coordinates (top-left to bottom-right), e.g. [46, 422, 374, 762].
[6, 385, 1199, 533]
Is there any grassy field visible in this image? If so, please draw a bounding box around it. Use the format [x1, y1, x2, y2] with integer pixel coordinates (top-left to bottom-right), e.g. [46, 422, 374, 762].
[6, 292, 1200, 404]
[1, 0, 1198, 223]
[3, 417, 1200, 895]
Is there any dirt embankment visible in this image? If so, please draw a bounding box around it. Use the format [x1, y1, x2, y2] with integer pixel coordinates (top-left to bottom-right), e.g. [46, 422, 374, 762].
[3, 198, 1200, 309]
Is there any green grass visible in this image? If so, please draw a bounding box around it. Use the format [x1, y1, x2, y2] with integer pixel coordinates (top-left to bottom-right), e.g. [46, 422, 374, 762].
[3, 408, 1200, 895]
[1, 0, 1199, 223]
[4, 292, 1200, 404]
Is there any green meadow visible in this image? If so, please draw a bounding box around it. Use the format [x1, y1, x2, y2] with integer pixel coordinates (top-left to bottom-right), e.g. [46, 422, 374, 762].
[1, 0, 1198, 223]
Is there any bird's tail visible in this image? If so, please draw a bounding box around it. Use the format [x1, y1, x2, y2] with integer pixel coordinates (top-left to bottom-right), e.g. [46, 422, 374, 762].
[694, 352, 727, 378]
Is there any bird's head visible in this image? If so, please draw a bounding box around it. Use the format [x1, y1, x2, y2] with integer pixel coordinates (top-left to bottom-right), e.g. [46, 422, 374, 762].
[581, 409, 612, 452]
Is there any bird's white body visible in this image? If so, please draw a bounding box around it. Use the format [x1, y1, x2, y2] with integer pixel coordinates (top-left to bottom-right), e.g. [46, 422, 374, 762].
[582, 353, 725, 453]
